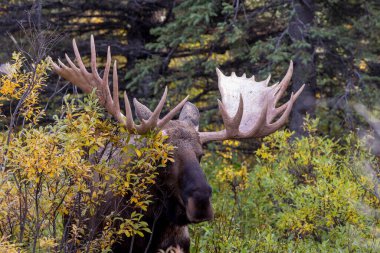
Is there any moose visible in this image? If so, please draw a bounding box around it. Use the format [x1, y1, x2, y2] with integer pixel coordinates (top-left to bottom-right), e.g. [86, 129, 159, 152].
[52, 35, 304, 253]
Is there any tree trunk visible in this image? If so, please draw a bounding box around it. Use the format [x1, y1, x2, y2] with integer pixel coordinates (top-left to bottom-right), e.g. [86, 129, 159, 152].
[288, 0, 316, 136]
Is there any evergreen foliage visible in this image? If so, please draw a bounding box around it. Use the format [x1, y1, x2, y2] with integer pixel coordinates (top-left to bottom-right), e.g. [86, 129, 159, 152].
[0, 0, 378, 135]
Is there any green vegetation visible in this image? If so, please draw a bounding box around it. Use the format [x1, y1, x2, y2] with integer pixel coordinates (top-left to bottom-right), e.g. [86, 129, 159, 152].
[192, 118, 380, 252]
[1, 39, 380, 253]
[0, 0, 380, 252]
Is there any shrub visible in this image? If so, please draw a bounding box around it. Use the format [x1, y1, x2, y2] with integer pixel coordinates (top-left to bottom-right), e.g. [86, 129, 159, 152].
[0, 54, 173, 252]
[192, 117, 380, 252]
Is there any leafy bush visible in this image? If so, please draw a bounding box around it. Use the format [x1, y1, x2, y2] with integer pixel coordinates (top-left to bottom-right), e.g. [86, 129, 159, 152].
[2, 49, 380, 253]
[0, 55, 173, 252]
[0, 52, 49, 125]
[192, 117, 380, 252]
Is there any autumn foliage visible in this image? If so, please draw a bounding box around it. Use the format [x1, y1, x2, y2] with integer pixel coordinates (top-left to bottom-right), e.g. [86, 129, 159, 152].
[0, 54, 173, 252]
[1, 50, 380, 252]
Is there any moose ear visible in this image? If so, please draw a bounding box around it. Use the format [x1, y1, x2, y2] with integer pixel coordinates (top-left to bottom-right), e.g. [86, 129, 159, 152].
[134, 98, 153, 121]
[179, 102, 200, 130]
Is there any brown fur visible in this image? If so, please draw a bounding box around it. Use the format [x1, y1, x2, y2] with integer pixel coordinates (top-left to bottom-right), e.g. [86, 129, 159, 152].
[65, 104, 211, 253]
[110, 121, 204, 252]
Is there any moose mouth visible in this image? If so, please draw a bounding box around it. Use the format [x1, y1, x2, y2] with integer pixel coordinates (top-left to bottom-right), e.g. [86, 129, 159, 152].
[185, 196, 214, 223]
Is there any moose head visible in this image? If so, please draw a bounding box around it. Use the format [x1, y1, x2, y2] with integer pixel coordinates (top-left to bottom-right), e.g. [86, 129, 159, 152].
[52, 35, 304, 252]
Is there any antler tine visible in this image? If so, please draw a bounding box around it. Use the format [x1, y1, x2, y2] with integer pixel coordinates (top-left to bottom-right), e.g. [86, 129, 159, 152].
[90, 35, 100, 77]
[111, 60, 126, 124]
[158, 95, 189, 128]
[103, 46, 112, 85]
[148, 86, 168, 123]
[258, 93, 296, 137]
[90, 37, 114, 111]
[273, 61, 293, 104]
[218, 94, 244, 137]
[123, 91, 135, 130]
[279, 61, 293, 91]
[72, 38, 89, 76]
[53, 35, 127, 127]
[64, 54, 79, 72]
[199, 62, 304, 143]
[53, 35, 188, 134]
[256, 82, 304, 137]
[268, 82, 305, 123]
[112, 61, 120, 117]
[131, 87, 190, 132]
[134, 87, 168, 133]
[264, 62, 298, 124]
[57, 58, 69, 72]
[199, 95, 244, 143]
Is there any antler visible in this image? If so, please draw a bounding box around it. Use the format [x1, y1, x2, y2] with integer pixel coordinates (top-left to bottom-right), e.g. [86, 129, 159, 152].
[52, 35, 188, 134]
[199, 61, 305, 143]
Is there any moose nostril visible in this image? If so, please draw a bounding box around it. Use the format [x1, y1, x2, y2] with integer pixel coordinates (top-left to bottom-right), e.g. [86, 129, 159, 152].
[185, 195, 214, 223]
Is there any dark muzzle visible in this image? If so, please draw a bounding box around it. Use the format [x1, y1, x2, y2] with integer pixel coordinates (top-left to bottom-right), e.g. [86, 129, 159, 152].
[185, 187, 213, 223]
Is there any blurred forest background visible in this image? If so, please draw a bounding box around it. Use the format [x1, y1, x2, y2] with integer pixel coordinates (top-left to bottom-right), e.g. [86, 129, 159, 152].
[0, 0, 380, 252]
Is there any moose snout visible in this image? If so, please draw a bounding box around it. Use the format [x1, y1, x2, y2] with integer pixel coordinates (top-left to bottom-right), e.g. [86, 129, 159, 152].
[185, 186, 214, 223]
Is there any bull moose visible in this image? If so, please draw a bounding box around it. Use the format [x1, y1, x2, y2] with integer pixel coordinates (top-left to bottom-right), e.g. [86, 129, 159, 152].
[52, 35, 304, 253]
